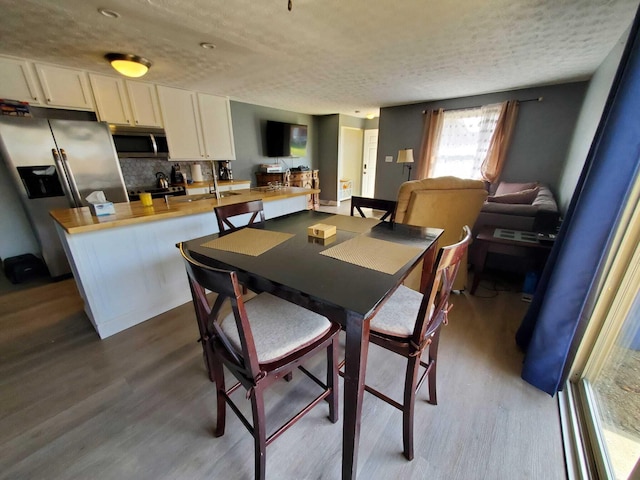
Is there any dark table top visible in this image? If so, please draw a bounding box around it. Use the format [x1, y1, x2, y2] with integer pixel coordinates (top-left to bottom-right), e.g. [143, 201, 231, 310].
[183, 210, 442, 320]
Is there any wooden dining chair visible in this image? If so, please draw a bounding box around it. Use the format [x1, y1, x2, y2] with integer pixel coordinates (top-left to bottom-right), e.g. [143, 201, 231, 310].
[363, 226, 472, 460]
[350, 195, 397, 222]
[178, 243, 340, 480]
[214, 199, 265, 233]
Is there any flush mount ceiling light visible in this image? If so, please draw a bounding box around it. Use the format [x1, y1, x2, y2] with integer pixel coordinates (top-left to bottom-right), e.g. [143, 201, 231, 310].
[200, 42, 216, 49]
[105, 53, 152, 78]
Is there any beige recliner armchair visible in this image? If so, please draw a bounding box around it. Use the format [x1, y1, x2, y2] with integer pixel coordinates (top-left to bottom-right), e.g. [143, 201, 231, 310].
[395, 176, 488, 291]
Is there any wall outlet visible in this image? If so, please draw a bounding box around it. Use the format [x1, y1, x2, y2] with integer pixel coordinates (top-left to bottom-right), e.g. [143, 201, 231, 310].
[385, 155, 393, 163]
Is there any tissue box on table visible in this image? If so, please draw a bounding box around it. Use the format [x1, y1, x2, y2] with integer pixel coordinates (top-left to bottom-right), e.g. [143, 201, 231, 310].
[86, 191, 116, 216]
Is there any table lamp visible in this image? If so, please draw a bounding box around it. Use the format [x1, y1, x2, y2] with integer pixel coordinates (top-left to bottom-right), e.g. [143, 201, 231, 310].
[397, 148, 415, 181]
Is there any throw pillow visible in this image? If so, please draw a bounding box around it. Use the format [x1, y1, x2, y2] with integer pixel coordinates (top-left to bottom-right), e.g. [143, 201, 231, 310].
[495, 181, 539, 196]
[487, 186, 540, 204]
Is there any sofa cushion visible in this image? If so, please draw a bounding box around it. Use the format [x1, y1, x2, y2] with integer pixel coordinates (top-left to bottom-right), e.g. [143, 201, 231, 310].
[495, 181, 538, 196]
[487, 186, 540, 204]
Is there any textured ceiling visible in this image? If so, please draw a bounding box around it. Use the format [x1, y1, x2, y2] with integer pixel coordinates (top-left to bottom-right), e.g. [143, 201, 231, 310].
[0, 0, 637, 117]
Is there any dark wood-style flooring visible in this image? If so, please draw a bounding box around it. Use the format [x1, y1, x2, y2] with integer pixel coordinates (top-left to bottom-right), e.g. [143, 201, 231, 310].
[0, 271, 565, 479]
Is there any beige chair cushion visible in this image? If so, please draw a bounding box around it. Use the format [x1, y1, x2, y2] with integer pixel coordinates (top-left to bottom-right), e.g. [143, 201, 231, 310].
[370, 285, 429, 338]
[220, 293, 331, 363]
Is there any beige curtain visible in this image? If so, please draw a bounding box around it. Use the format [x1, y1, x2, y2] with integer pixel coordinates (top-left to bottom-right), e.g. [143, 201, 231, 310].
[481, 100, 519, 183]
[416, 108, 444, 179]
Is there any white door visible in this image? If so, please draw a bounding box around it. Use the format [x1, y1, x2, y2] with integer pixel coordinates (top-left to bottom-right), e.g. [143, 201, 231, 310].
[361, 129, 378, 198]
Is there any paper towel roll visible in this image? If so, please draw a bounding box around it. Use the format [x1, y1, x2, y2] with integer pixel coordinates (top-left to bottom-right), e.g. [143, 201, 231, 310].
[191, 164, 203, 182]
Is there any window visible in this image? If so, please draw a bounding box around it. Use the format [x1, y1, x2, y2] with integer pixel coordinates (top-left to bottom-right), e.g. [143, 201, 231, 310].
[430, 103, 503, 179]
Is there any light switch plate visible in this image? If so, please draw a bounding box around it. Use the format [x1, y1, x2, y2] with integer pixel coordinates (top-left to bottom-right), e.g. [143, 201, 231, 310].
[385, 155, 393, 163]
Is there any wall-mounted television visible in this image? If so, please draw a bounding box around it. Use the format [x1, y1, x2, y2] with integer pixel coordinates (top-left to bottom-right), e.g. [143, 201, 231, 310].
[265, 120, 308, 157]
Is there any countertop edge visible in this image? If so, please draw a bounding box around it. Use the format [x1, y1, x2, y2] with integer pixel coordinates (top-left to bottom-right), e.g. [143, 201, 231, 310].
[51, 187, 320, 235]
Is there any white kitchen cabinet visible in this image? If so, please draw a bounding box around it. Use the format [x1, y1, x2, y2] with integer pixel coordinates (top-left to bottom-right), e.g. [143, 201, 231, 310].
[34, 64, 93, 109]
[198, 93, 236, 160]
[89, 75, 162, 127]
[157, 86, 236, 161]
[186, 186, 209, 195]
[126, 81, 162, 127]
[89, 74, 131, 125]
[157, 85, 204, 160]
[0, 56, 42, 105]
[186, 180, 250, 195]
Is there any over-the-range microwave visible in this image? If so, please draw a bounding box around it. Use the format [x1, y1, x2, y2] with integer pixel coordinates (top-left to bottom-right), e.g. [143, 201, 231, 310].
[109, 125, 169, 158]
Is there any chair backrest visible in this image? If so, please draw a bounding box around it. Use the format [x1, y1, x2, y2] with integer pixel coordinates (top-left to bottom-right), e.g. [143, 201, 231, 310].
[178, 243, 261, 381]
[412, 226, 472, 344]
[215, 199, 265, 233]
[350, 196, 397, 222]
[394, 176, 486, 290]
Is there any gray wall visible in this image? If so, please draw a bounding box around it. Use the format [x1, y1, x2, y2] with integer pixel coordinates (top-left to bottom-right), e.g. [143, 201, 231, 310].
[316, 114, 340, 202]
[557, 28, 630, 212]
[375, 83, 588, 202]
[229, 101, 316, 186]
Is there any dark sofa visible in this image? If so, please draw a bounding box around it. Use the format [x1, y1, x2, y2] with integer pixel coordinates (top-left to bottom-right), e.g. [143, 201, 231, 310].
[473, 182, 560, 234]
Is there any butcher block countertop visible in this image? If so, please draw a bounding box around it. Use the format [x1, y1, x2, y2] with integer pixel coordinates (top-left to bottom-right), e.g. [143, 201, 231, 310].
[50, 187, 319, 234]
[184, 180, 249, 189]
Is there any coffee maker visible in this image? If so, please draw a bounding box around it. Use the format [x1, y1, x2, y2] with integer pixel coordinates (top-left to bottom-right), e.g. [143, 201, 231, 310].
[218, 161, 233, 180]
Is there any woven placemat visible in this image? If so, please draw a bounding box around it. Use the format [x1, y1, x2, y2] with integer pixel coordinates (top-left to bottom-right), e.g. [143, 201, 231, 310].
[320, 215, 381, 233]
[319, 236, 422, 275]
[201, 228, 294, 256]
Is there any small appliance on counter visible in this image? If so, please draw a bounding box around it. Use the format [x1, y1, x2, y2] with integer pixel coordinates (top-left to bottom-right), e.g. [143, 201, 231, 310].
[219, 161, 233, 180]
[156, 172, 169, 188]
[260, 163, 283, 173]
[170, 163, 185, 184]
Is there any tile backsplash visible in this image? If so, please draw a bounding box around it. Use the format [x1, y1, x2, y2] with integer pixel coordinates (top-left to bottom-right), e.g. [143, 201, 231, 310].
[118, 159, 216, 188]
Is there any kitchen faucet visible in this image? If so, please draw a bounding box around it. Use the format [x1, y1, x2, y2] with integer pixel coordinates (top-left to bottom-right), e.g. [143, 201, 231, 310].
[209, 161, 221, 200]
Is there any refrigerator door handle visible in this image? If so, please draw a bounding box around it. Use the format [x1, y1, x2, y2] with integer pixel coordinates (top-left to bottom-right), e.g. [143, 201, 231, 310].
[59, 148, 83, 207]
[52, 148, 77, 206]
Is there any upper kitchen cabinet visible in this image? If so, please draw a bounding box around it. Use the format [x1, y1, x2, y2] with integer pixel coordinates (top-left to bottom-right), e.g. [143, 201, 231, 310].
[157, 86, 236, 161]
[89, 74, 162, 127]
[126, 81, 162, 127]
[89, 74, 131, 125]
[157, 85, 204, 160]
[34, 64, 93, 110]
[0, 56, 42, 105]
[197, 93, 236, 160]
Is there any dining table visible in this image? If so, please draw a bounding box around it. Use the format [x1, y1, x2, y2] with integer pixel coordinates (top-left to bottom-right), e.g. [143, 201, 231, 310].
[181, 210, 443, 479]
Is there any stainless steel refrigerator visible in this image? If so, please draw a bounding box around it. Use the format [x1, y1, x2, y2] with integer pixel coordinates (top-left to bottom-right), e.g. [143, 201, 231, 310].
[0, 116, 128, 277]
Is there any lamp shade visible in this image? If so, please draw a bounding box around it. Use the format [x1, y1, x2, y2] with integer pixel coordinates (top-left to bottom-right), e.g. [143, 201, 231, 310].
[105, 53, 152, 78]
[397, 148, 415, 164]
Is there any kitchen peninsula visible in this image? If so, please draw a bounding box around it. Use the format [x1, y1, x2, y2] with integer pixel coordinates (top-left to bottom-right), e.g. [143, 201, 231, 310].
[50, 187, 318, 339]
